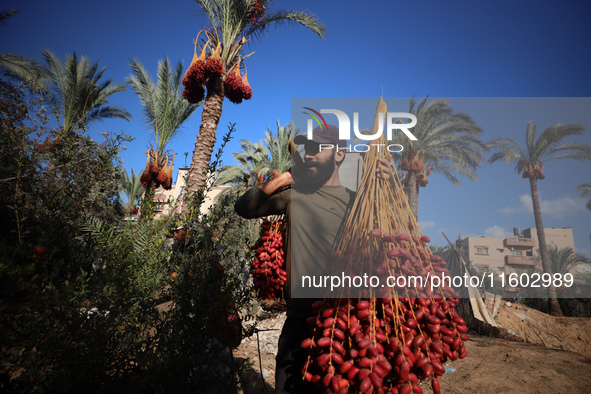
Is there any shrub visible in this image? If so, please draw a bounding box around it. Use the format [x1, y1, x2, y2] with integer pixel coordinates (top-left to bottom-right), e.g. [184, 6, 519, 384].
[0, 83, 256, 392]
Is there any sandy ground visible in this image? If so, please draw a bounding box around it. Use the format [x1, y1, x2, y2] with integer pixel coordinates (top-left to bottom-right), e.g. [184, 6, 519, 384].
[233, 300, 591, 394]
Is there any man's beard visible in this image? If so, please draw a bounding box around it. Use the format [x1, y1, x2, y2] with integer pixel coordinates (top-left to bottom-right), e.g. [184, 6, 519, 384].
[297, 151, 336, 192]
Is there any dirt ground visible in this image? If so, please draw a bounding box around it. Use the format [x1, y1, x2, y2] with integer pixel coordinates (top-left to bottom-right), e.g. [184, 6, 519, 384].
[234, 300, 591, 394]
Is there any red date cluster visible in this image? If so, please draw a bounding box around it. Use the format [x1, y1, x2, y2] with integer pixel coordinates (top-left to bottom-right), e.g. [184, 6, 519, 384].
[250, 220, 287, 299]
[302, 229, 468, 393]
[302, 297, 468, 394]
[338, 230, 460, 301]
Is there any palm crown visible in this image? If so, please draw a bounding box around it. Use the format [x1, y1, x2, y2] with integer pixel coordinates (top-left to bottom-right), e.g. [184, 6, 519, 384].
[182, 0, 325, 212]
[488, 121, 590, 177]
[128, 57, 201, 191]
[391, 97, 486, 219]
[42, 50, 130, 134]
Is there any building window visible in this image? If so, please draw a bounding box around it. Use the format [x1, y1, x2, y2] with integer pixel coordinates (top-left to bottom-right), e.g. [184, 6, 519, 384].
[512, 250, 523, 256]
[155, 203, 164, 212]
[475, 246, 489, 255]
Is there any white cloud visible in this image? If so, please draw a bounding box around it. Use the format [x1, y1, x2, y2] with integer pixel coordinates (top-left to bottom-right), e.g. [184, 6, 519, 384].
[576, 248, 591, 259]
[483, 225, 514, 238]
[498, 206, 518, 215]
[499, 194, 586, 219]
[419, 220, 435, 229]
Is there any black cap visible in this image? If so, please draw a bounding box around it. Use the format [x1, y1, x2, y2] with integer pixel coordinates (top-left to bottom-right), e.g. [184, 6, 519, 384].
[293, 124, 347, 148]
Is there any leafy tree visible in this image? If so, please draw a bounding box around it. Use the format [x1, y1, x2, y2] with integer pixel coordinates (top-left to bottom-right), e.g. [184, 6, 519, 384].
[183, 0, 326, 214]
[127, 56, 200, 206]
[41, 49, 130, 134]
[577, 183, 591, 210]
[488, 121, 591, 316]
[391, 97, 486, 219]
[0, 9, 47, 91]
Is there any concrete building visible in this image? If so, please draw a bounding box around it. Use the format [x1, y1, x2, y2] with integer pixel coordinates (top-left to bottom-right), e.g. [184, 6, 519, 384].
[461, 227, 577, 278]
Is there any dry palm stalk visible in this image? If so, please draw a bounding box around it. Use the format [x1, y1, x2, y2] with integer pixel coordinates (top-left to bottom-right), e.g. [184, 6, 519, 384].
[301, 98, 467, 394]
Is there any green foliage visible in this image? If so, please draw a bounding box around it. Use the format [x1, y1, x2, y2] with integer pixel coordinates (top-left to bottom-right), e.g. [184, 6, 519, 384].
[0, 10, 48, 91]
[127, 57, 200, 157]
[394, 96, 487, 186]
[41, 49, 131, 133]
[0, 83, 256, 392]
[487, 121, 590, 175]
[215, 119, 300, 187]
[120, 167, 143, 212]
[215, 139, 270, 186]
[264, 120, 301, 174]
[577, 183, 591, 211]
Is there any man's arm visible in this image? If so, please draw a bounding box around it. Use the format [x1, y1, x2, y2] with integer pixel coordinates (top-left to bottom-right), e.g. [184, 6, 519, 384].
[234, 172, 292, 219]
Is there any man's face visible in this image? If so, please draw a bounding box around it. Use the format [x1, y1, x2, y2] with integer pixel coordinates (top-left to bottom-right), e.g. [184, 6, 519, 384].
[302, 142, 337, 186]
[174, 228, 187, 242]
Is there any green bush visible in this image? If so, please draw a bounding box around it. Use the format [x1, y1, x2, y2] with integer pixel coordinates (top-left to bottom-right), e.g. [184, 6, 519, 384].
[0, 83, 256, 392]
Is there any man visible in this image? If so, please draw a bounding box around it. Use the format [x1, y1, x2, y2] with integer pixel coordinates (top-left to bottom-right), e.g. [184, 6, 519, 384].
[235, 125, 389, 393]
[172, 224, 195, 253]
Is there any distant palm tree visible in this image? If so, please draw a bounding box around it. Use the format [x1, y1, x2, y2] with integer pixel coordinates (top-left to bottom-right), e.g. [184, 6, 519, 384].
[120, 168, 143, 212]
[42, 49, 130, 134]
[0, 9, 47, 91]
[391, 97, 486, 219]
[264, 120, 301, 174]
[215, 139, 270, 187]
[541, 245, 590, 277]
[488, 121, 591, 316]
[183, 0, 326, 213]
[127, 57, 200, 192]
[577, 183, 591, 211]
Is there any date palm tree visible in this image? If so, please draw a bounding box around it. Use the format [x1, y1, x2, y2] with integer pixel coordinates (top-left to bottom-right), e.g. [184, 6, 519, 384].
[127, 57, 200, 192]
[543, 245, 590, 278]
[42, 49, 130, 133]
[183, 0, 326, 214]
[215, 139, 270, 187]
[264, 120, 301, 174]
[577, 183, 591, 211]
[120, 168, 143, 213]
[0, 9, 47, 91]
[488, 121, 591, 316]
[391, 97, 486, 220]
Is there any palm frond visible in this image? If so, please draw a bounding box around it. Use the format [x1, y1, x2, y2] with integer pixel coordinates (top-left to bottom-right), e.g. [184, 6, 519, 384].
[246, 9, 327, 41]
[0, 9, 19, 26]
[0, 53, 48, 91]
[42, 49, 130, 133]
[127, 56, 200, 156]
[577, 184, 591, 198]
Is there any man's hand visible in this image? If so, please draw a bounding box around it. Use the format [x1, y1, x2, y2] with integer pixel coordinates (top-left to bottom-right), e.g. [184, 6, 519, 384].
[257, 170, 293, 196]
[376, 157, 393, 180]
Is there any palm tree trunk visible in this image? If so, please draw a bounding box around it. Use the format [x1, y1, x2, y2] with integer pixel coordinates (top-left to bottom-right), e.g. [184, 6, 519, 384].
[183, 79, 224, 216]
[406, 171, 419, 220]
[530, 177, 563, 316]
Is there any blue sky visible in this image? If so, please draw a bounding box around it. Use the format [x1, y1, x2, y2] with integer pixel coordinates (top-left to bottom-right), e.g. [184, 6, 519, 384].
[3, 1, 591, 255]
